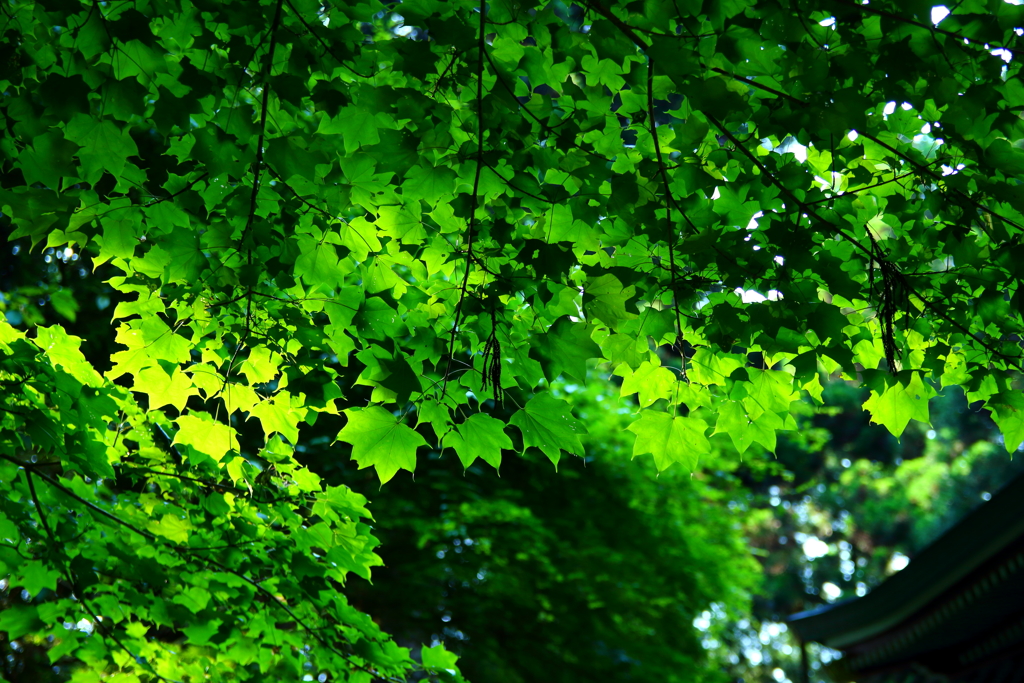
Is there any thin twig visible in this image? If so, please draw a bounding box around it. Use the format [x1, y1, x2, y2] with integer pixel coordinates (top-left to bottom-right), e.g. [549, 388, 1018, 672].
[442, 3, 487, 398]
[241, 0, 285, 265]
[831, 0, 1023, 58]
[4, 456, 400, 682]
[646, 57, 687, 381]
[23, 467, 180, 683]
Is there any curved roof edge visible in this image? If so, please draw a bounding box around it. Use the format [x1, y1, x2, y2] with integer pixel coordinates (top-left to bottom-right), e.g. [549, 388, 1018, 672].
[789, 471, 1024, 649]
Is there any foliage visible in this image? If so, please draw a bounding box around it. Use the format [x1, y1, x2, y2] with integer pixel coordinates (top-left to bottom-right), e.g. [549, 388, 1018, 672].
[3, 0, 1024, 679]
[339, 380, 760, 683]
[0, 320, 421, 681]
[705, 380, 1024, 683]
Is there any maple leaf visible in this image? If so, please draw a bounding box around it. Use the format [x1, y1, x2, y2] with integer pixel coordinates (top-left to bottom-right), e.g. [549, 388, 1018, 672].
[338, 406, 427, 483]
[109, 317, 191, 380]
[147, 513, 192, 544]
[509, 392, 587, 468]
[987, 391, 1024, 452]
[173, 413, 238, 463]
[135, 364, 197, 412]
[376, 203, 426, 245]
[295, 235, 344, 291]
[616, 360, 676, 408]
[688, 348, 743, 387]
[422, 643, 462, 676]
[416, 399, 452, 442]
[63, 114, 139, 182]
[241, 346, 283, 385]
[533, 316, 603, 382]
[713, 401, 755, 455]
[628, 410, 710, 472]
[442, 413, 513, 470]
[583, 274, 637, 330]
[249, 392, 304, 444]
[862, 372, 935, 437]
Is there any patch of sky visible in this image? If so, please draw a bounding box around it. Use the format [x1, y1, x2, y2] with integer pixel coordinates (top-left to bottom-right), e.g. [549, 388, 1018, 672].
[734, 288, 783, 303]
[931, 5, 950, 24]
[992, 47, 1013, 62]
[758, 136, 808, 161]
[775, 136, 808, 162]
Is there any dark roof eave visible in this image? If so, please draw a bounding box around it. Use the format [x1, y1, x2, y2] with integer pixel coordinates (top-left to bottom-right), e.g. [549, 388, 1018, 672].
[788, 472, 1024, 649]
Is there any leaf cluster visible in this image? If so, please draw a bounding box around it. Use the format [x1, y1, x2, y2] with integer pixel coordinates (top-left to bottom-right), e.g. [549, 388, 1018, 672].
[4, 0, 1024, 678]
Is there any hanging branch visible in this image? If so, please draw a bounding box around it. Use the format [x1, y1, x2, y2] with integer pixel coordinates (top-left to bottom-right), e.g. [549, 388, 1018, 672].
[858, 131, 1024, 238]
[23, 467, 179, 683]
[705, 112, 1024, 373]
[866, 229, 906, 374]
[3, 455, 405, 683]
[830, 0, 1023, 59]
[479, 302, 504, 403]
[646, 58, 688, 381]
[241, 0, 284, 266]
[442, 1, 487, 398]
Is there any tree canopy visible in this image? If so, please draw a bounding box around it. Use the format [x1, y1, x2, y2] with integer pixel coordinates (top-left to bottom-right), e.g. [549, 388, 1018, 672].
[3, 0, 1024, 680]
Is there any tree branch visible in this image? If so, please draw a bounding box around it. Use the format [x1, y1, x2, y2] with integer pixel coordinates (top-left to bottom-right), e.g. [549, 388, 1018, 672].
[241, 0, 284, 266]
[442, 2, 487, 398]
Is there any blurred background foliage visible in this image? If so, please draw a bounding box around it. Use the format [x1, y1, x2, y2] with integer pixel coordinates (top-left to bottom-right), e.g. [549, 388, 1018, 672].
[3, 234, 1021, 683]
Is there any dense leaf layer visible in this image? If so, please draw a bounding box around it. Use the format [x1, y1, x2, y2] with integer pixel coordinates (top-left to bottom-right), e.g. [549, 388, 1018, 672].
[3, 0, 1024, 678]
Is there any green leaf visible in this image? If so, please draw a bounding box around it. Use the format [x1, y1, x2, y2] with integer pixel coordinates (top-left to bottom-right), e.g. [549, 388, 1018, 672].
[985, 138, 1024, 176]
[534, 317, 603, 382]
[318, 105, 381, 154]
[416, 399, 452, 442]
[442, 413, 512, 470]
[160, 230, 206, 283]
[182, 619, 222, 645]
[509, 392, 587, 468]
[601, 333, 647, 370]
[988, 391, 1024, 452]
[376, 203, 425, 245]
[338, 407, 427, 483]
[422, 642, 461, 674]
[340, 216, 383, 261]
[616, 360, 676, 408]
[173, 413, 238, 463]
[109, 317, 192, 380]
[33, 325, 103, 387]
[862, 373, 934, 437]
[648, 33, 702, 78]
[17, 131, 80, 190]
[713, 401, 754, 454]
[16, 562, 61, 597]
[248, 392, 304, 444]
[402, 162, 457, 201]
[748, 410, 784, 454]
[64, 114, 139, 181]
[147, 513, 191, 544]
[689, 348, 743, 387]
[742, 368, 798, 419]
[295, 235, 343, 291]
[135, 365, 197, 412]
[627, 410, 710, 471]
[49, 288, 80, 322]
[583, 274, 637, 330]
[0, 605, 44, 639]
[240, 346, 283, 385]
